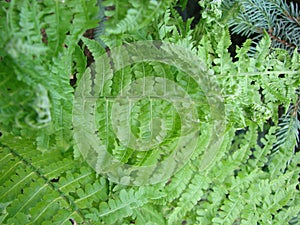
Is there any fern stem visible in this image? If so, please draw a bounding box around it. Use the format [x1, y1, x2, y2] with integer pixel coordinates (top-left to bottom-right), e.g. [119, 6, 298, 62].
[5, 146, 90, 224]
[218, 70, 298, 77]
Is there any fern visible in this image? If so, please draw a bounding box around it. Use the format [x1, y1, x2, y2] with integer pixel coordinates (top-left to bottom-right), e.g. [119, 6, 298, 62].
[97, 0, 175, 47]
[1, 0, 300, 224]
[0, 135, 108, 224]
[274, 95, 300, 154]
[167, 174, 210, 224]
[0, 0, 99, 151]
[93, 189, 146, 224]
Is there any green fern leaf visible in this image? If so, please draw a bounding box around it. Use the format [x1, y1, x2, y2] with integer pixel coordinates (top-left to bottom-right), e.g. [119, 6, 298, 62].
[0, 136, 108, 224]
[81, 36, 106, 59]
[213, 28, 233, 75]
[168, 174, 210, 224]
[134, 204, 166, 225]
[95, 189, 146, 225]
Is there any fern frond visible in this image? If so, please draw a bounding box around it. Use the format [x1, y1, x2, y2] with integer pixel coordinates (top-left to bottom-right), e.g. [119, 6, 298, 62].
[213, 26, 233, 76]
[273, 95, 300, 153]
[81, 37, 106, 59]
[134, 204, 166, 225]
[1, 0, 300, 223]
[102, 0, 173, 35]
[248, 126, 277, 168]
[168, 174, 210, 224]
[0, 135, 108, 224]
[91, 189, 146, 225]
[1, 0, 100, 151]
[154, 163, 194, 205]
[98, 0, 174, 47]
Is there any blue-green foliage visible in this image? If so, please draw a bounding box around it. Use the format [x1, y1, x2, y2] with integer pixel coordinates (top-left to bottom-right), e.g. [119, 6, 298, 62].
[222, 0, 300, 53]
[0, 0, 299, 224]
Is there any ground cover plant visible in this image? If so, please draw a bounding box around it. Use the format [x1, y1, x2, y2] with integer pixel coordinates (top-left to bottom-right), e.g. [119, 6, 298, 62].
[0, 0, 299, 224]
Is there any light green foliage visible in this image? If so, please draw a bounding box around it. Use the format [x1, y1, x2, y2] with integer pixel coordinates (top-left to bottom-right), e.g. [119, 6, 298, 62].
[0, 135, 108, 224]
[0, 0, 99, 151]
[98, 0, 175, 47]
[0, 0, 299, 224]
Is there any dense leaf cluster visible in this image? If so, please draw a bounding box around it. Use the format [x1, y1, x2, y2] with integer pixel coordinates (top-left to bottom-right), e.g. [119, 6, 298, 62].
[0, 0, 299, 224]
